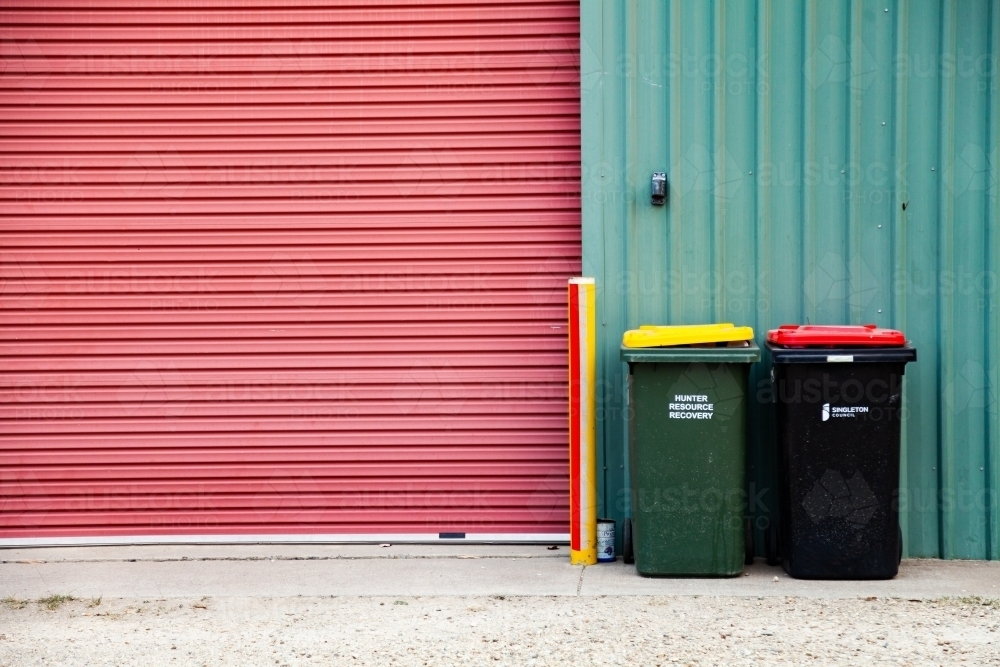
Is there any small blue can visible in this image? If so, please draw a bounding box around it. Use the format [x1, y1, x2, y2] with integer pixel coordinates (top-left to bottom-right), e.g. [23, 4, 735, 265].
[597, 519, 616, 562]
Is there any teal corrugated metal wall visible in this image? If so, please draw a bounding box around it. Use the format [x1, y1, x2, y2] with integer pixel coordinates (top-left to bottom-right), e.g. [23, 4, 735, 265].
[581, 0, 999, 559]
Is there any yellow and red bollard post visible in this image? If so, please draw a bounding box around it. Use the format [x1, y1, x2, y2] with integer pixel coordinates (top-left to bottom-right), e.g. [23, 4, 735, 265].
[568, 278, 597, 565]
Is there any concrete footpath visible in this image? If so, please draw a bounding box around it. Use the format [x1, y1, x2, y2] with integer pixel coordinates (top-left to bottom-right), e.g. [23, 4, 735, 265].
[2, 544, 997, 600]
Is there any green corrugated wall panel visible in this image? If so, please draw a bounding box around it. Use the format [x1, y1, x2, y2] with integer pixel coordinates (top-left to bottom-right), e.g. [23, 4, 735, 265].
[989, 0, 1000, 561]
[580, 0, 1000, 559]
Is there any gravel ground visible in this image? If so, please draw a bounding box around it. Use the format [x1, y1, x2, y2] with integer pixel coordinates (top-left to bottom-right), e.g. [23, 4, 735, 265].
[1, 594, 998, 666]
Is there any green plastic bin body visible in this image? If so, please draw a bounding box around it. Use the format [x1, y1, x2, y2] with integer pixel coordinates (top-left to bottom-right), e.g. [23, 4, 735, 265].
[621, 343, 760, 577]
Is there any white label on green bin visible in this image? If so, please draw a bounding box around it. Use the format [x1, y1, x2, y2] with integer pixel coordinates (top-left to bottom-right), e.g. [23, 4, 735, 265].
[669, 394, 713, 420]
[827, 354, 854, 362]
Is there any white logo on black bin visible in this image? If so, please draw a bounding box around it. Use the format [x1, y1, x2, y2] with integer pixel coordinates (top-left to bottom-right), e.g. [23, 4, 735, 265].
[802, 469, 877, 527]
[822, 404, 870, 420]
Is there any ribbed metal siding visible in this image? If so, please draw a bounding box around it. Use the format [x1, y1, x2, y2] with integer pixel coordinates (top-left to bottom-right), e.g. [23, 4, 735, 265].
[0, 0, 581, 540]
[582, 0, 998, 559]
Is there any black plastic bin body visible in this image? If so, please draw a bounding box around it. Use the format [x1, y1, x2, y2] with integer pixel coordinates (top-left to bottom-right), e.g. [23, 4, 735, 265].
[768, 343, 916, 580]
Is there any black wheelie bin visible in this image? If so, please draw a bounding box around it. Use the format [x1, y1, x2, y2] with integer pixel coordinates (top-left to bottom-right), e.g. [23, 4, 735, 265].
[766, 324, 916, 580]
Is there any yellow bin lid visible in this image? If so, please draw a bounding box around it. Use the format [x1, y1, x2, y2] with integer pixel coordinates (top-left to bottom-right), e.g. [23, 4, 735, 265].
[622, 323, 755, 348]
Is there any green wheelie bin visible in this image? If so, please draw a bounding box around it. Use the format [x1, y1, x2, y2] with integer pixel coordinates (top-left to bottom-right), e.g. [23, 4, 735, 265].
[621, 324, 761, 577]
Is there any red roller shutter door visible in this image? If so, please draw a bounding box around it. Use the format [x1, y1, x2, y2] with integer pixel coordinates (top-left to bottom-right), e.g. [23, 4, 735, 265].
[0, 1, 580, 543]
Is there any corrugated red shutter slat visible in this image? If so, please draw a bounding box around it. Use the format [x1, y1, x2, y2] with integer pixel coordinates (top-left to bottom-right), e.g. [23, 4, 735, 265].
[0, 1, 580, 541]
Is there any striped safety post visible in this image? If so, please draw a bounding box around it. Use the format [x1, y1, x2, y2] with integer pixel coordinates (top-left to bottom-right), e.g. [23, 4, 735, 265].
[568, 277, 597, 565]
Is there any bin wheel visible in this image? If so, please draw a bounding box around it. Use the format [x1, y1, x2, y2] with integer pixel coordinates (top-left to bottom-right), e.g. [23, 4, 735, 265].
[765, 521, 780, 566]
[622, 518, 634, 564]
[898, 524, 903, 565]
[744, 517, 755, 565]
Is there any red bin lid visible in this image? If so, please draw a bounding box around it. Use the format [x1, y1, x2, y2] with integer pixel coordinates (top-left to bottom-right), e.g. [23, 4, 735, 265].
[766, 324, 907, 348]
